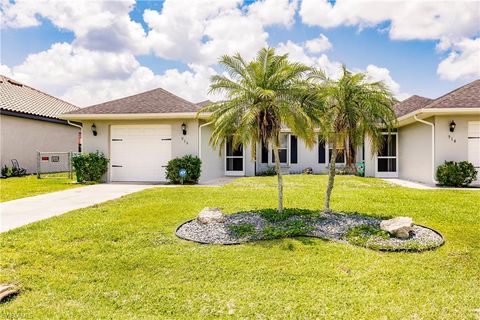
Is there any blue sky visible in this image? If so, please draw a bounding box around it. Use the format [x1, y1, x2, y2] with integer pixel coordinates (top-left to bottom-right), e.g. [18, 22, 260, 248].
[1, 0, 478, 106]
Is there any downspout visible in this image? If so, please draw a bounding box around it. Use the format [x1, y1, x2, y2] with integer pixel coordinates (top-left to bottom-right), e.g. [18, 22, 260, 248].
[67, 120, 83, 152]
[413, 115, 438, 185]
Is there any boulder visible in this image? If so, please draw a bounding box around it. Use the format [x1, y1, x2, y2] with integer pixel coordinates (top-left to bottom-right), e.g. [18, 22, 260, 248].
[380, 217, 413, 239]
[197, 207, 226, 224]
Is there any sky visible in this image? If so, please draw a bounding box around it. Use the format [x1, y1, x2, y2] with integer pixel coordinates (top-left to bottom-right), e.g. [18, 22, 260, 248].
[1, 0, 479, 107]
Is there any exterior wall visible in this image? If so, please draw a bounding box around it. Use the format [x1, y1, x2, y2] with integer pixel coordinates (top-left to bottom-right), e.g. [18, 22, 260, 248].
[0, 114, 79, 174]
[434, 115, 480, 167]
[199, 122, 224, 182]
[256, 136, 361, 175]
[398, 120, 433, 184]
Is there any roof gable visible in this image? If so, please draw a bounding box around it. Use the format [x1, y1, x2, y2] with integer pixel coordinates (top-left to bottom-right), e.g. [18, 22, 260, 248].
[425, 79, 480, 109]
[0, 75, 79, 119]
[394, 95, 433, 117]
[67, 87, 199, 115]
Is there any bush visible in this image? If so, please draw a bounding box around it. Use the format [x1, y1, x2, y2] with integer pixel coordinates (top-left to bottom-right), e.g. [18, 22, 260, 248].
[263, 220, 313, 239]
[229, 223, 256, 237]
[256, 166, 276, 176]
[72, 151, 109, 183]
[1, 165, 13, 178]
[165, 155, 201, 184]
[303, 167, 313, 175]
[436, 161, 477, 187]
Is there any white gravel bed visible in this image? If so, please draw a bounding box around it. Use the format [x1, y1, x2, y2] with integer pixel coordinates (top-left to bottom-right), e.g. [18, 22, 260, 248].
[175, 211, 444, 251]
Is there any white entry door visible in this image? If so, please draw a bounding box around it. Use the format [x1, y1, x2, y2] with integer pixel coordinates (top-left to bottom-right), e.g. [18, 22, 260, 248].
[375, 132, 398, 178]
[110, 125, 172, 182]
[468, 121, 480, 180]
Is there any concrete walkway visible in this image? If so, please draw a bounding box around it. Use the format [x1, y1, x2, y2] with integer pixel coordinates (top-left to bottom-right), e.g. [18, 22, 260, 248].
[383, 178, 480, 190]
[0, 184, 154, 233]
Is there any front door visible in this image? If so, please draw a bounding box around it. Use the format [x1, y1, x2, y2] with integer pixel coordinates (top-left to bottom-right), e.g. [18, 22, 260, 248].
[375, 132, 398, 178]
[225, 138, 245, 176]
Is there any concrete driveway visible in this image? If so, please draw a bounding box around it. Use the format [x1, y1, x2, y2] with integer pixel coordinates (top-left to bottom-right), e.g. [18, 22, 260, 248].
[0, 184, 154, 233]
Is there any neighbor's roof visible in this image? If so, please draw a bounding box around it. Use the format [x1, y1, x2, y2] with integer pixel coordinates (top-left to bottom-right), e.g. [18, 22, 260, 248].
[196, 100, 212, 108]
[66, 87, 200, 115]
[0, 75, 79, 119]
[394, 95, 433, 117]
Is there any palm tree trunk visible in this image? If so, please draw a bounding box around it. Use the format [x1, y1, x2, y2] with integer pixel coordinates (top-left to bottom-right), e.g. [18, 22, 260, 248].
[272, 144, 284, 213]
[325, 139, 337, 212]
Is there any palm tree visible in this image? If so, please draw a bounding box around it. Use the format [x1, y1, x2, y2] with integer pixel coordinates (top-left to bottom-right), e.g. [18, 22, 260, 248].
[199, 48, 319, 213]
[309, 66, 397, 212]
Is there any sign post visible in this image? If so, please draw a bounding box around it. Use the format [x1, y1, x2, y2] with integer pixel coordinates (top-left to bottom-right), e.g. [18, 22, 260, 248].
[179, 168, 187, 185]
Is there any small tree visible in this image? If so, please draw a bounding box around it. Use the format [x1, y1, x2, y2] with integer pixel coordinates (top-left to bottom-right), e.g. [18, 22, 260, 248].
[309, 66, 397, 211]
[200, 48, 319, 213]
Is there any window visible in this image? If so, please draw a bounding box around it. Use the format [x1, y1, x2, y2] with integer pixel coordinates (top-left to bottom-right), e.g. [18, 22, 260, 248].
[272, 133, 288, 164]
[329, 147, 345, 163]
[261, 141, 268, 164]
[318, 139, 326, 163]
[377, 134, 397, 173]
[290, 135, 298, 164]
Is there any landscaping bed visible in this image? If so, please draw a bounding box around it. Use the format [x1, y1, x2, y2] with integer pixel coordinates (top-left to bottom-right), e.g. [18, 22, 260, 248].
[176, 209, 444, 252]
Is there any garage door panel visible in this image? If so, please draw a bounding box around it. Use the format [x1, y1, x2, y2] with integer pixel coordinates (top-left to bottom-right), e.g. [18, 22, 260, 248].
[110, 125, 172, 182]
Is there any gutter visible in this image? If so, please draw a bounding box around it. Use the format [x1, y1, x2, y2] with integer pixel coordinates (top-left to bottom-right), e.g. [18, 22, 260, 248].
[413, 115, 438, 185]
[67, 120, 82, 130]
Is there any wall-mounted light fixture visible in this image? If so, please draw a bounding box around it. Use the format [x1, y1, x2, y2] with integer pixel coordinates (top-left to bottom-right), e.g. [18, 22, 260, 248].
[91, 123, 98, 136]
[449, 120, 456, 132]
[181, 123, 187, 135]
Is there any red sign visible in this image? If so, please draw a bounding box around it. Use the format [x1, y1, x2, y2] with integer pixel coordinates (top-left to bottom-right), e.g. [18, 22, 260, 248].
[41, 156, 49, 161]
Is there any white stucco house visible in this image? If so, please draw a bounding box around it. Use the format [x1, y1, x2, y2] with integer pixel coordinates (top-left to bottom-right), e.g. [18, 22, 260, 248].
[0, 75, 81, 174]
[61, 80, 479, 185]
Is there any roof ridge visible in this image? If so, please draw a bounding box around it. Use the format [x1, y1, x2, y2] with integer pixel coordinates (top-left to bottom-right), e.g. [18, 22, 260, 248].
[84, 87, 198, 110]
[425, 79, 480, 109]
[0, 74, 79, 110]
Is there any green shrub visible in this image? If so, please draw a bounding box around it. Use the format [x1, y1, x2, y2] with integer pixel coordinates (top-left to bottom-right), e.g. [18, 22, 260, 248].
[256, 166, 276, 176]
[436, 161, 477, 187]
[165, 155, 201, 184]
[345, 224, 390, 247]
[263, 220, 313, 239]
[72, 151, 109, 183]
[229, 223, 256, 237]
[1, 165, 13, 178]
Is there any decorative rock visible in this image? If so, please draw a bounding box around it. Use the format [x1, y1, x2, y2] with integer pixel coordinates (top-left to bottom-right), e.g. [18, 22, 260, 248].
[380, 217, 413, 239]
[197, 207, 226, 224]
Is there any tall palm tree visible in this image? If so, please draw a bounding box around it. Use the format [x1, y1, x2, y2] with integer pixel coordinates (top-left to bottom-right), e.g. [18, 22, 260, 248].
[199, 48, 319, 213]
[309, 66, 397, 212]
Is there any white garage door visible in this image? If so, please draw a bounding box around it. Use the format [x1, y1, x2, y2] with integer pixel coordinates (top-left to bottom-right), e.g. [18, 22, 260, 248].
[110, 125, 172, 182]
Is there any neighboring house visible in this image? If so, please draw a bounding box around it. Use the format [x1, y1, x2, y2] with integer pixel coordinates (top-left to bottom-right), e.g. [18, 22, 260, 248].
[0, 75, 81, 174]
[61, 80, 480, 185]
[364, 80, 480, 185]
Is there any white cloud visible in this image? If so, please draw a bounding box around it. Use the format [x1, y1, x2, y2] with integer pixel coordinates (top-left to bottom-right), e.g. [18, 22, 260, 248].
[247, 0, 297, 27]
[1, 0, 149, 54]
[365, 64, 409, 100]
[299, 0, 480, 41]
[145, 0, 297, 65]
[437, 37, 480, 81]
[4, 42, 218, 107]
[305, 34, 332, 53]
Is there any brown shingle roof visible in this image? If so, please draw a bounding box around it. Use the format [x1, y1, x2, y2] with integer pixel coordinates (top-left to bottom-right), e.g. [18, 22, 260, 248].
[67, 87, 199, 115]
[425, 79, 480, 109]
[196, 100, 212, 108]
[0, 75, 79, 119]
[394, 95, 433, 117]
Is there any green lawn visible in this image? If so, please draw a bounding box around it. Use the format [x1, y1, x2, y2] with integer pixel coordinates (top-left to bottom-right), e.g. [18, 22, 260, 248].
[0, 175, 79, 202]
[1, 176, 479, 319]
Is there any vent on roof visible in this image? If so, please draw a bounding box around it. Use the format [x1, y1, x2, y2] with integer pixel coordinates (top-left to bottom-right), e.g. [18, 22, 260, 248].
[7, 80, 23, 87]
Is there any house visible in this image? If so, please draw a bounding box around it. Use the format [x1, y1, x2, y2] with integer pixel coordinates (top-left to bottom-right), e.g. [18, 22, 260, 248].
[0, 75, 81, 174]
[60, 80, 480, 185]
[364, 80, 480, 185]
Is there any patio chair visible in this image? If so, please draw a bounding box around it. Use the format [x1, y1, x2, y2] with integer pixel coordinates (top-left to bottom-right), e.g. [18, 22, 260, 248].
[11, 159, 27, 176]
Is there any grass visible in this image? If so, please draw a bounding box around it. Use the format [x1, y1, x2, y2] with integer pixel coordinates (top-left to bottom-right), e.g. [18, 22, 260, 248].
[0, 175, 479, 319]
[0, 175, 80, 202]
[228, 223, 256, 237]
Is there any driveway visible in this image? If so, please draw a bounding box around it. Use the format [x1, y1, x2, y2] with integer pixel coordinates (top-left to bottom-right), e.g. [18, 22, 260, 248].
[0, 184, 154, 233]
